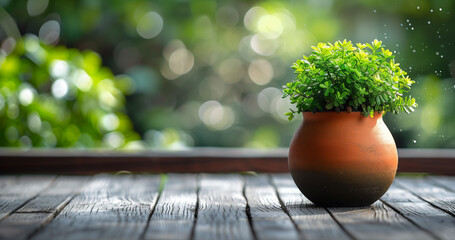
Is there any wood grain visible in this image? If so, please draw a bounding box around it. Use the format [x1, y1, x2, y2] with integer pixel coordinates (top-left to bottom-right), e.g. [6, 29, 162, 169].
[271, 174, 352, 240]
[395, 177, 455, 216]
[0, 174, 454, 240]
[428, 175, 455, 192]
[327, 200, 434, 240]
[381, 181, 454, 240]
[244, 174, 299, 240]
[143, 174, 198, 240]
[0, 213, 54, 240]
[0, 176, 89, 240]
[17, 176, 90, 213]
[30, 174, 161, 240]
[0, 176, 55, 221]
[193, 174, 254, 240]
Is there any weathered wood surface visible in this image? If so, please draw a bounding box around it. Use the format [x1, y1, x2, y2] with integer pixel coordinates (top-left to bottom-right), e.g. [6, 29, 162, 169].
[193, 174, 254, 240]
[428, 175, 455, 193]
[0, 176, 89, 240]
[143, 174, 198, 240]
[244, 174, 299, 240]
[327, 202, 434, 240]
[396, 177, 455, 215]
[0, 174, 454, 240]
[271, 174, 352, 240]
[30, 175, 161, 240]
[0, 176, 55, 221]
[381, 181, 455, 240]
[1, 148, 455, 175]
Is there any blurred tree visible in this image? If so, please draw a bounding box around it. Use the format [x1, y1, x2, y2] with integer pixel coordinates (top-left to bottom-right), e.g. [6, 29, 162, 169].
[0, 35, 140, 148]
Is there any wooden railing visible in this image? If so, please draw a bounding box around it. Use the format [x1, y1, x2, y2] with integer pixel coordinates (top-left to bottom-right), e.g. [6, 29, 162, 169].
[0, 148, 454, 175]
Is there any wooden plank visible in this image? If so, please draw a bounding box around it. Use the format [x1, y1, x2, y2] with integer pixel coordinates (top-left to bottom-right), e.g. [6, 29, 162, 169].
[193, 174, 254, 240]
[396, 149, 455, 175]
[0, 176, 90, 240]
[0, 213, 54, 240]
[327, 201, 435, 240]
[0, 148, 289, 174]
[143, 174, 198, 240]
[381, 181, 454, 240]
[271, 174, 351, 240]
[17, 176, 90, 213]
[428, 176, 455, 192]
[1, 148, 454, 175]
[0, 176, 55, 221]
[395, 177, 455, 216]
[30, 174, 161, 240]
[244, 174, 299, 240]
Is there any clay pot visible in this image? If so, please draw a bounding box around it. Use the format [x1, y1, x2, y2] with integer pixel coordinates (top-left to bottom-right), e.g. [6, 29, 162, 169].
[288, 111, 398, 207]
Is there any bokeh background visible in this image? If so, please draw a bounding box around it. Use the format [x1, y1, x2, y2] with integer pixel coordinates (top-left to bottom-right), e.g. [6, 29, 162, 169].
[0, 0, 454, 149]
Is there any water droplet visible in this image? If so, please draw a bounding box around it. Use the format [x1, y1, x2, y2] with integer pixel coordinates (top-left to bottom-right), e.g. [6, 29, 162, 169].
[441, 55, 444, 58]
[428, 21, 431, 24]
[431, 9, 434, 12]
[400, 23, 404, 27]
[396, 43, 399, 47]
[411, 27, 414, 30]
[409, 67, 413, 70]
[399, 129, 403, 132]
[439, 8, 443, 11]
[373, 9, 376, 13]
[436, 52, 440, 55]
[417, 6, 420, 10]
[412, 140, 416, 143]
[406, 19, 410, 22]
[412, 49, 416, 53]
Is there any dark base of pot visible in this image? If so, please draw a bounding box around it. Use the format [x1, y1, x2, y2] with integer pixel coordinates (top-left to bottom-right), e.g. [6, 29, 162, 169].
[290, 169, 396, 207]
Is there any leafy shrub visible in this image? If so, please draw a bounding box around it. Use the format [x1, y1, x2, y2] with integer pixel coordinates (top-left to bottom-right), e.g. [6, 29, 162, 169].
[0, 35, 139, 148]
[283, 39, 418, 120]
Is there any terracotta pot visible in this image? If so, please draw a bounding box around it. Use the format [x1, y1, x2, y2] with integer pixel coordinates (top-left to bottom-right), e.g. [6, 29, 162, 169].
[288, 111, 398, 207]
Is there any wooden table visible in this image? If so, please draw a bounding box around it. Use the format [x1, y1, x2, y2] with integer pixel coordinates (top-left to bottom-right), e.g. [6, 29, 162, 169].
[1, 174, 455, 240]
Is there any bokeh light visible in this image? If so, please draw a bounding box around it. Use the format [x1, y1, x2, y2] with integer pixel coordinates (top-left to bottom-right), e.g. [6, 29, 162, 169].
[199, 101, 235, 131]
[27, 0, 49, 16]
[136, 11, 164, 39]
[39, 20, 60, 44]
[248, 59, 274, 85]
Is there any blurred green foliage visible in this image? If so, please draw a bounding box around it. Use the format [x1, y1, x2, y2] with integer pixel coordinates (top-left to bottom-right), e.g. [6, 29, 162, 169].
[0, 0, 454, 149]
[0, 35, 140, 148]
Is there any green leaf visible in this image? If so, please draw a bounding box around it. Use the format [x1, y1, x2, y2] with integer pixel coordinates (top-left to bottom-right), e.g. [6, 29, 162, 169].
[282, 39, 417, 117]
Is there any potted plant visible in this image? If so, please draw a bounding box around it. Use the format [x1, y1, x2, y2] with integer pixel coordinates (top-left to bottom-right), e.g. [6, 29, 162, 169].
[283, 39, 417, 207]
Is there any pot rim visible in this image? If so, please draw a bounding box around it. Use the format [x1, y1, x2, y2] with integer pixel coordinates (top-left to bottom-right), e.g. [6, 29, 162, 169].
[301, 111, 384, 120]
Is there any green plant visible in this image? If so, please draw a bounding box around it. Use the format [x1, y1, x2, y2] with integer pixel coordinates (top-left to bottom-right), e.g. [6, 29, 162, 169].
[283, 39, 418, 120]
[0, 35, 139, 148]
